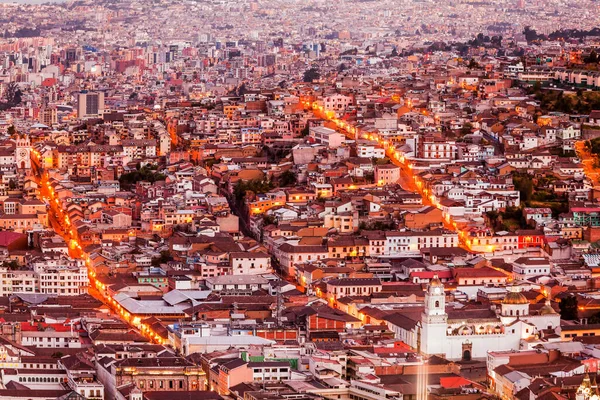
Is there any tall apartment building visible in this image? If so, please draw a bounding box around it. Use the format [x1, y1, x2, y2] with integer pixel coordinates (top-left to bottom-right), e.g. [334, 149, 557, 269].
[0, 255, 88, 296]
[77, 91, 105, 118]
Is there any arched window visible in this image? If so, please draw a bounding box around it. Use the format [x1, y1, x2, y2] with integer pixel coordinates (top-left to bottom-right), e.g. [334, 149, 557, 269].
[434, 300, 440, 308]
[510, 310, 513, 316]
[516, 310, 520, 316]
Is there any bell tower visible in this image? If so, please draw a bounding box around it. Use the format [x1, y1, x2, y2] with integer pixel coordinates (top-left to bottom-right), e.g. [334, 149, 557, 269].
[15, 133, 31, 170]
[421, 275, 448, 356]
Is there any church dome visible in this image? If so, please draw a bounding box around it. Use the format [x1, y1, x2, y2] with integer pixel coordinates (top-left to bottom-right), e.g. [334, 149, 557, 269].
[539, 301, 557, 315]
[502, 290, 528, 305]
[430, 274, 443, 287]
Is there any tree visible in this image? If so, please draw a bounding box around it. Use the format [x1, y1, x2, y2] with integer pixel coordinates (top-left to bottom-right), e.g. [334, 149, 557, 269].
[151, 250, 173, 267]
[4, 82, 21, 107]
[512, 172, 534, 203]
[262, 215, 276, 226]
[523, 26, 539, 42]
[461, 123, 473, 135]
[236, 83, 248, 96]
[301, 124, 310, 137]
[2, 260, 20, 270]
[8, 179, 16, 190]
[559, 295, 578, 320]
[468, 58, 480, 69]
[278, 170, 297, 187]
[233, 179, 275, 202]
[7, 125, 15, 136]
[303, 67, 320, 83]
[118, 164, 166, 190]
[585, 50, 598, 64]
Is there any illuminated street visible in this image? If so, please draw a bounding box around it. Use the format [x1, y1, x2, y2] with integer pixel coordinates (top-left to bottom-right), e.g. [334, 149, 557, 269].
[29, 149, 164, 344]
[303, 99, 478, 252]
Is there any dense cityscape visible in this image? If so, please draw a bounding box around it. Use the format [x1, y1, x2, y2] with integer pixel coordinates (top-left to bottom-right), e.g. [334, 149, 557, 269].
[2, 0, 600, 399]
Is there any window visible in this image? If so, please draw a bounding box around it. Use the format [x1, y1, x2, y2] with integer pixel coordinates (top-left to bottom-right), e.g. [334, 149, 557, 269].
[434, 301, 440, 308]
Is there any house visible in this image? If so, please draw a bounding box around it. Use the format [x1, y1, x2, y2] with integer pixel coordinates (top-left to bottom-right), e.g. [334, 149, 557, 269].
[453, 267, 509, 286]
[375, 164, 400, 186]
[404, 206, 443, 230]
[589, 110, 600, 126]
[512, 257, 551, 279]
[523, 208, 552, 226]
[326, 278, 382, 301]
[229, 252, 271, 275]
[310, 126, 345, 149]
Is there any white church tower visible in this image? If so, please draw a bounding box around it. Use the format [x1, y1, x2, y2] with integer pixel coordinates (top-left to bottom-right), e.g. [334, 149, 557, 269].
[421, 275, 447, 356]
[15, 133, 31, 170]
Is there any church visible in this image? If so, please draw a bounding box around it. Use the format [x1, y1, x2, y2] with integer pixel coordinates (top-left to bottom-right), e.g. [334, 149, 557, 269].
[419, 276, 560, 361]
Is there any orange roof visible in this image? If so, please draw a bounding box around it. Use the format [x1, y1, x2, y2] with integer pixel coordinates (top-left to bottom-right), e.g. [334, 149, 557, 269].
[41, 78, 57, 87]
[20, 321, 72, 332]
[440, 376, 472, 389]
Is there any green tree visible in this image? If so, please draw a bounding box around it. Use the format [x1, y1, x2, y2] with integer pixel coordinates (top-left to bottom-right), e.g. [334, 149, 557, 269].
[303, 67, 320, 83]
[585, 50, 598, 63]
[7, 125, 15, 136]
[151, 250, 173, 267]
[559, 295, 579, 320]
[301, 124, 310, 137]
[118, 164, 166, 190]
[234, 179, 275, 202]
[262, 215, 276, 226]
[4, 82, 21, 107]
[461, 123, 473, 135]
[512, 172, 534, 203]
[278, 170, 297, 187]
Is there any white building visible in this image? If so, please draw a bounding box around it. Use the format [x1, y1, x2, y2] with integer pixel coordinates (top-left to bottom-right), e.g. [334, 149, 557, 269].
[320, 94, 353, 111]
[32, 256, 88, 296]
[357, 141, 385, 159]
[310, 126, 345, 149]
[375, 164, 401, 186]
[21, 330, 81, 348]
[511, 257, 550, 280]
[419, 279, 560, 361]
[385, 230, 459, 255]
[229, 252, 272, 275]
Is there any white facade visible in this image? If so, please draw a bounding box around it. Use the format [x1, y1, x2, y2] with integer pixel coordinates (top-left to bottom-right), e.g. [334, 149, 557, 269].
[32, 257, 88, 296]
[21, 331, 81, 348]
[420, 281, 558, 361]
[321, 94, 353, 111]
[375, 165, 400, 186]
[310, 126, 345, 149]
[357, 143, 385, 159]
[385, 231, 459, 255]
[230, 252, 272, 275]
